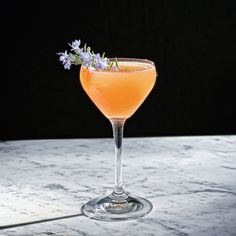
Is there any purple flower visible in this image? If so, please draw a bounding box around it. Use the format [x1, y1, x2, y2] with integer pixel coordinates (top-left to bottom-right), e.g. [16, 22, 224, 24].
[57, 39, 114, 70]
[64, 62, 71, 70]
[69, 40, 82, 54]
[80, 51, 92, 67]
[57, 50, 75, 70]
[94, 53, 109, 70]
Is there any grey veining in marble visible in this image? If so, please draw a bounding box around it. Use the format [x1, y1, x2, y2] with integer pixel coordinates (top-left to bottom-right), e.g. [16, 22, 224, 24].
[0, 136, 236, 236]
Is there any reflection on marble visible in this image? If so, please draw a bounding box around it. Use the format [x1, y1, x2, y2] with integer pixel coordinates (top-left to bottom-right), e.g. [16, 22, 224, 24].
[0, 136, 236, 235]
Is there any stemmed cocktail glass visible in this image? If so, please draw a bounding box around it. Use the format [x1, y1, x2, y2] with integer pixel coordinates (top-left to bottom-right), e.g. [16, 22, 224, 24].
[80, 58, 157, 221]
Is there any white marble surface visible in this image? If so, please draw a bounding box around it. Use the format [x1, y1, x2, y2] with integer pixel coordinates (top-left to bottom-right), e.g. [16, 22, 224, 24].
[0, 136, 236, 236]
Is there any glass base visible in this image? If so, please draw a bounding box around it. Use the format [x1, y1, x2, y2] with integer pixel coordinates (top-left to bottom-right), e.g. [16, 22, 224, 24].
[81, 193, 153, 221]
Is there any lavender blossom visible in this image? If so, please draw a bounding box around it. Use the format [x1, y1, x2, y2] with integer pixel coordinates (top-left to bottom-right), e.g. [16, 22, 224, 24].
[80, 51, 92, 67]
[69, 40, 82, 54]
[94, 53, 109, 70]
[57, 51, 75, 70]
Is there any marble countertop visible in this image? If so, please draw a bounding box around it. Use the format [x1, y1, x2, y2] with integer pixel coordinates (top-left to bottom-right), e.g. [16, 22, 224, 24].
[0, 136, 236, 236]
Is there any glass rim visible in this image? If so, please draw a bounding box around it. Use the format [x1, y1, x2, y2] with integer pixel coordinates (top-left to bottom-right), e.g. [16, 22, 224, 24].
[81, 58, 156, 72]
[110, 57, 155, 69]
[109, 57, 155, 64]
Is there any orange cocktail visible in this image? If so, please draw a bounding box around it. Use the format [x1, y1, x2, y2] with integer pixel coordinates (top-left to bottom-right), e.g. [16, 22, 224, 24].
[58, 37, 159, 220]
[80, 58, 157, 119]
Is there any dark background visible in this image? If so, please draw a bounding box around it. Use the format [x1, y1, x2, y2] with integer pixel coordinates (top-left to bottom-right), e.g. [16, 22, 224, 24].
[2, 0, 236, 140]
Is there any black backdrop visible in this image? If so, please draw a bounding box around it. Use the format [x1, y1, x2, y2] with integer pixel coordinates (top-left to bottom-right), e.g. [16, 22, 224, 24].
[2, 0, 236, 140]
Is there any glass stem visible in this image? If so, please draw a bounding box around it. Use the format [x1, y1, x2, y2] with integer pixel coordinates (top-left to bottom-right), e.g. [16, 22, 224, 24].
[110, 118, 127, 200]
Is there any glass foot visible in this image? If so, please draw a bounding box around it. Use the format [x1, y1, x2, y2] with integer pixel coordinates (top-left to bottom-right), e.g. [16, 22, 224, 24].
[82, 194, 153, 221]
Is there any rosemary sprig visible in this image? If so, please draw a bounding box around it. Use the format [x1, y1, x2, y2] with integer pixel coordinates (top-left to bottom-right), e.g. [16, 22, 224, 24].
[57, 39, 119, 71]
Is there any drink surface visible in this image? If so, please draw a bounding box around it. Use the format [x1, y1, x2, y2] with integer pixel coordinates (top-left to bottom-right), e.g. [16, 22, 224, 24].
[80, 60, 157, 119]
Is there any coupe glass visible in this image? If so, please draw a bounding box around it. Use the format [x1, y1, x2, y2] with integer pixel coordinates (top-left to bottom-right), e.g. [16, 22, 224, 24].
[80, 58, 157, 221]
